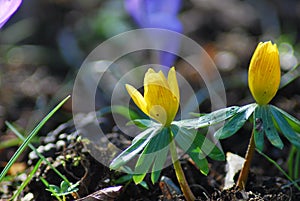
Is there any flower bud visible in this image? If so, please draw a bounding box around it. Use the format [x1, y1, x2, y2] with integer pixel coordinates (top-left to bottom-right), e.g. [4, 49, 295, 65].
[248, 41, 280, 105]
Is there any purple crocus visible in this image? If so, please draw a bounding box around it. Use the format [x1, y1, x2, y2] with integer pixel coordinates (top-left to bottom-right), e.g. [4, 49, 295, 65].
[0, 0, 22, 29]
[125, 0, 182, 67]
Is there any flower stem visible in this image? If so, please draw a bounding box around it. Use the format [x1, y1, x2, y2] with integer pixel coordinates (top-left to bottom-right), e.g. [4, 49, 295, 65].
[237, 129, 256, 189]
[169, 131, 195, 201]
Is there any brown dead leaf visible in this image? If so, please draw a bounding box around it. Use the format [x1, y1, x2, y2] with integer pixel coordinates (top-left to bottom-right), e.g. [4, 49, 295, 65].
[75, 186, 122, 201]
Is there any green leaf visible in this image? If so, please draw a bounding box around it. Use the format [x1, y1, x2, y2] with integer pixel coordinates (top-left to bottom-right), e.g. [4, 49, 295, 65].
[270, 107, 300, 150]
[132, 125, 158, 144]
[60, 181, 69, 192]
[6, 122, 70, 185]
[172, 106, 240, 129]
[57, 182, 79, 196]
[253, 106, 265, 151]
[151, 133, 169, 183]
[133, 150, 155, 183]
[114, 174, 133, 184]
[114, 174, 149, 189]
[127, 119, 158, 129]
[201, 138, 224, 161]
[151, 169, 162, 184]
[288, 146, 300, 180]
[173, 125, 225, 160]
[171, 125, 222, 175]
[263, 106, 283, 149]
[187, 148, 209, 175]
[271, 105, 300, 133]
[66, 187, 79, 194]
[171, 125, 206, 173]
[189, 112, 206, 117]
[256, 148, 300, 191]
[10, 159, 43, 200]
[215, 104, 256, 139]
[254, 105, 284, 151]
[133, 174, 147, 184]
[171, 125, 195, 153]
[139, 181, 149, 190]
[48, 185, 60, 194]
[109, 127, 159, 170]
[0, 96, 70, 182]
[134, 128, 170, 184]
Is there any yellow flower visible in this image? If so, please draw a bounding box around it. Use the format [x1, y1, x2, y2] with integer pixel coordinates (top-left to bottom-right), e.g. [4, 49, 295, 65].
[126, 67, 180, 126]
[248, 41, 281, 105]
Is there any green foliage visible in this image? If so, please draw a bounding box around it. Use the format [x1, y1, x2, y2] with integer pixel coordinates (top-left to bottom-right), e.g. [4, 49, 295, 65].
[10, 159, 43, 201]
[272, 106, 300, 133]
[109, 126, 161, 171]
[214, 100, 300, 190]
[40, 178, 79, 201]
[110, 106, 239, 184]
[173, 106, 240, 129]
[110, 97, 300, 187]
[270, 106, 300, 150]
[133, 127, 170, 184]
[114, 174, 149, 190]
[171, 125, 224, 175]
[48, 181, 79, 197]
[288, 146, 300, 180]
[215, 104, 256, 139]
[254, 105, 283, 151]
[256, 149, 300, 191]
[0, 96, 70, 182]
[127, 119, 155, 129]
[5, 122, 70, 184]
[214, 103, 300, 152]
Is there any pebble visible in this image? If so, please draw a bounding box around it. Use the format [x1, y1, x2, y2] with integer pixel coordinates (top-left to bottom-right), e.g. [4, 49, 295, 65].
[58, 133, 67, 139]
[44, 143, 56, 151]
[42, 134, 56, 144]
[56, 140, 66, 149]
[21, 193, 34, 201]
[36, 145, 44, 153]
[28, 151, 38, 160]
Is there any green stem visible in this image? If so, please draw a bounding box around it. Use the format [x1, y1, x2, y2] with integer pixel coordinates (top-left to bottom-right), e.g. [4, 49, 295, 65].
[256, 148, 300, 191]
[294, 149, 300, 179]
[237, 129, 256, 189]
[169, 130, 195, 201]
[287, 146, 296, 178]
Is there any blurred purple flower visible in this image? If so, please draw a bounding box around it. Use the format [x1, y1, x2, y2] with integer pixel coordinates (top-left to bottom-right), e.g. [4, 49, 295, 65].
[0, 0, 22, 29]
[125, 0, 182, 67]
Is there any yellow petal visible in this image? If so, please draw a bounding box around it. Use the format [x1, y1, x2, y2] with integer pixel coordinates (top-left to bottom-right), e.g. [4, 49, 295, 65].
[168, 67, 180, 102]
[125, 84, 149, 116]
[144, 68, 168, 88]
[145, 82, 179, 125]
[248, 41, 281, 105]
[144, 68, 179, 125]
[144, 68, 170, 113]
[126, 67, 180, 126]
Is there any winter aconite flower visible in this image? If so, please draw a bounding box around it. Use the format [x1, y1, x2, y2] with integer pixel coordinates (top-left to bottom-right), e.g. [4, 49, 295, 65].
[126, 67, 179, 126]
[216, 41, 300, 190]
[0, 0, 22, 28]
[112, 66, 235, 200]
[248, 41, 281, 105]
